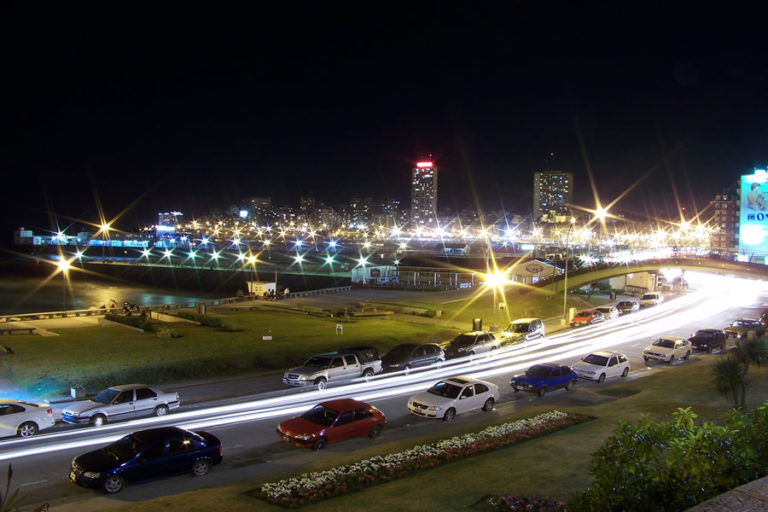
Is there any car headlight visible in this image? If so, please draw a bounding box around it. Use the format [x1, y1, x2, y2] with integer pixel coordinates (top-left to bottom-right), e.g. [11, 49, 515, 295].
[427, 405, 439, 411]
[295, 433, 313, 441]
[64, 410, 78, 417]
[83, 471, 100, 479]
[298, 376, 308, 381]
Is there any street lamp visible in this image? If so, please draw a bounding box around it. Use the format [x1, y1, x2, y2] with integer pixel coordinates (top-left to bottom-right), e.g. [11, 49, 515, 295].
[562, 218, 576, 326]
[484, 270, 506, 331]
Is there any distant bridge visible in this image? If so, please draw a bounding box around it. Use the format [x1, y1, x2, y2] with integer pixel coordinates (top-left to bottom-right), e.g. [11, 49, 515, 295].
[542, 257, 768, 293]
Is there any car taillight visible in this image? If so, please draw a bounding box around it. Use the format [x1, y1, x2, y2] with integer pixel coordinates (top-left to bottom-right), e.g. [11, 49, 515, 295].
[46, 408, 52, 415]
[218, 445, 222, 455]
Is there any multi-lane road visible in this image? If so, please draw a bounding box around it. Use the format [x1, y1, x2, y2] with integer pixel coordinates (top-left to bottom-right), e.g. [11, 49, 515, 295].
[4, 272, 767, 511]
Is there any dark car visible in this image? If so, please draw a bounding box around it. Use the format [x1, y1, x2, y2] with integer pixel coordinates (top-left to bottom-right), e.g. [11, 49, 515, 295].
[724, 319, 766, 340]
[70, 427, 222, 494]
[444, 332, 499, 359]
[616, 300, 640, 315]
[276, 398, 386, 450]
[688, 329, 727, 353]
[382, 343, 445, 373]
[510, 363, 578, 397]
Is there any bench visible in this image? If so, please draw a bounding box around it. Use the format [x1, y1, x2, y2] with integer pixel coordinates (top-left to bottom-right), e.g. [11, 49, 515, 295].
[0, 327, 36, 335]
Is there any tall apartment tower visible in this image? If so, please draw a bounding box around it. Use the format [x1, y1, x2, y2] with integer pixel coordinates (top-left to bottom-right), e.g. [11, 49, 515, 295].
[410, 160, 438, 229]
[709, 182, 739, 257]
[533, 171, 573, 223]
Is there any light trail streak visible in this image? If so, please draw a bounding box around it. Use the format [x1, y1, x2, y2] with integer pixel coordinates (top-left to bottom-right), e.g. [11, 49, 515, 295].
[2, 274, 762, 462]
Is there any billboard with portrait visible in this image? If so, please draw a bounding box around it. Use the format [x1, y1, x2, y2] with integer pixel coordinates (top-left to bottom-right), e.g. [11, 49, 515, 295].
[740, 169, 768, 254]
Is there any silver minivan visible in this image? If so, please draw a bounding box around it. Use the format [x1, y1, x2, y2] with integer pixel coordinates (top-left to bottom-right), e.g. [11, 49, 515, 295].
[501, 318, 545, 345]
[640, 291, 664, 307]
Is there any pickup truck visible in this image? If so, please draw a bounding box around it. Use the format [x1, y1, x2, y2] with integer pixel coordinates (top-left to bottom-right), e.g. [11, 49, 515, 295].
[283, 346, 383, 390]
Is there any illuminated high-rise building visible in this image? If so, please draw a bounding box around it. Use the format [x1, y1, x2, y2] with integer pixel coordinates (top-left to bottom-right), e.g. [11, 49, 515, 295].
[533, 171, 573, 223]
[410, 160, 438, 228]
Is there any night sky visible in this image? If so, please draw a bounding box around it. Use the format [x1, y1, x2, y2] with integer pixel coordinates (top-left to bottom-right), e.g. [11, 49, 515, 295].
[2, 3, 768, 238]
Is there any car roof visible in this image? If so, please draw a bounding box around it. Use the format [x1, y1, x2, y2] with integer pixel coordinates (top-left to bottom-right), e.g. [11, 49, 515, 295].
[443, 376, 484, 385]
[108, 384, 151, 391]
[318, 398, 369, 410]
[656, 335, 683, 341]
[131, 427, 190, 443]
[575, 309, 597, 314]
[589, 350, 622, 357]
[532, 363, 565, 369]
[695, 328, 721, 333]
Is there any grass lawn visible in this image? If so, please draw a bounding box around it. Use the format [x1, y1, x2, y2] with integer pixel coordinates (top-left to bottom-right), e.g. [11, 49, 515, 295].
[0, 312, 457, 394]
[104, 356, 768, 512]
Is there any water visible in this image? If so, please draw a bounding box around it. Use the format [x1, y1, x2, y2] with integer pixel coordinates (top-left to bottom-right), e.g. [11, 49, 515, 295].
[0, 276, 225, 315]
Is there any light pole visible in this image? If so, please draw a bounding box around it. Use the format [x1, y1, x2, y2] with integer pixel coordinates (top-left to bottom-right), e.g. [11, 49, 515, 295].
[562, 218, 575, 326]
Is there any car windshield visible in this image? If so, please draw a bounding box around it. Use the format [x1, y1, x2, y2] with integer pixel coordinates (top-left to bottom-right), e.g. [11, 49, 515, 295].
[653, 338, 676, 349]
[304, 356, 332, 368]
[427, 381, 462, 398]
[385, 345, 415, 358]
[577, 311, 593, 317]
[642, 294, 657, 300]
[93, 388, 120, 404]
[695, 331, 713, 339]
[597, 308, 611, 314]
[301, 405, 339, 426]
[618, 301, 634, 308]
[526, 365, 552, 378]
[582, 354, 609, 366]
[508, 323, 530, 333]
[451, 335, 476, 347]
[106, 434, 147, 463]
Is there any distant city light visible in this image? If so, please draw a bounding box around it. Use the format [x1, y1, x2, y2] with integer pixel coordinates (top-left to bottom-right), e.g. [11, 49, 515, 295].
[416, 161, 433, 168]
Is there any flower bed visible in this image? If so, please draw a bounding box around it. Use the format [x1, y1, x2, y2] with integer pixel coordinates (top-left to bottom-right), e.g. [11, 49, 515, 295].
[253, 410, 588, 508]
[488, 494, 568, 511]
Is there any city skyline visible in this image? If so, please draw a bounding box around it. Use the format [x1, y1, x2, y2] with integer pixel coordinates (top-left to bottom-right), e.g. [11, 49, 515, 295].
[2, 4, 768, 245]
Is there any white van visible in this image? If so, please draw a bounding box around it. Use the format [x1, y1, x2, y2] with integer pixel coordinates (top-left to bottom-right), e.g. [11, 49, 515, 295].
[640, 291, 664, 307]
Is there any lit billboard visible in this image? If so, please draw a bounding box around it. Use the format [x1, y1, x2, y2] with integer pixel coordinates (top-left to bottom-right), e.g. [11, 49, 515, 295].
[740, 169, 768, 254]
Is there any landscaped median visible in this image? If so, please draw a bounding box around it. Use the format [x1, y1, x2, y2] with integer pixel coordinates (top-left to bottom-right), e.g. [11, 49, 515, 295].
[252, 410, 590, 508]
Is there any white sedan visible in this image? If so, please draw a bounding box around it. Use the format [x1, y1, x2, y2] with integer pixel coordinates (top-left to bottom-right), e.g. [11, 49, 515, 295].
[407, 376, 499, 421]
[571, 351, 630, 383]
[0, 399, 56, 438]
[643, 336, 692, 364]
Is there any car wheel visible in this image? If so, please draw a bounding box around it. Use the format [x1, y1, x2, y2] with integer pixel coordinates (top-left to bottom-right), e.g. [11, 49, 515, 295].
[362, 368, 374, 378]
[314, 377, 327, 390]
[102, 475, 125, 494]
[192, 459, 210, 477]
[668, 356, 674, 365]
[482, 398, 495, 411]
[643, 356, 649, 363]
[154, 405, 169, 417]
[90, 414, 107, 427]
[597, 373, 606, 384]
[537, 386, 547, 398]
[684, 351, 690, 360]
[707, 346, 713, 354]
[468, 351, 475, 356]
[566, 379, 576, 391]
[442, 408, 456, 422]
[369, 424, 383, 438]
[512, 385, 520, 392]
[312, 437, 327, 451]
[17, 422, 38, 438]
[621, 367, 629, 377]
[435, 358, 444, 368]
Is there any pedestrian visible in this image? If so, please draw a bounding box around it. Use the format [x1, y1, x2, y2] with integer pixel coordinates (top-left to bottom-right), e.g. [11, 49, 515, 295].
[336, 323, 343, 335]
[283, 287, 290, 297]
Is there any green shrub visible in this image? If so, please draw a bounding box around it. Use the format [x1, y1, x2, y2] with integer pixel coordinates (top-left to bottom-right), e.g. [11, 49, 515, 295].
[104, 313, 156, 332]
[175, 311, 224, 327]
[570, 405, 768, 512]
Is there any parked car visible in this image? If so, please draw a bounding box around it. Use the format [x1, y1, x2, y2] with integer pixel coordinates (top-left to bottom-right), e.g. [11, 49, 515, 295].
[510, 363, 578, 397]
[571, 351, 630, 383]
[595, 306, 619, 320]
[499, 318, 545, 345]
[61, 384, 180, 427]
[616, 300, 640, 315]
[69, 426, 222, 494]
[276, 398, 385, 450]
[688, 329, 727, 353]
[724, 319, 766, 340]
[283, 347, 383, 389]
[758, 310, 768, 327]
[444, 332, 499, 359]
[381, 343, 444, 373]
[642, 336, 692, 364]
[407, 376, 499, 421]
[570, 309, 605, 328]
[640, 291, 664, 307]
[0, 399, 55, 438]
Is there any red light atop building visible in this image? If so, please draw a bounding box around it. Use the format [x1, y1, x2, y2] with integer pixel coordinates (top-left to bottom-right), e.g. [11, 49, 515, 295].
[416, 161, 433, 168]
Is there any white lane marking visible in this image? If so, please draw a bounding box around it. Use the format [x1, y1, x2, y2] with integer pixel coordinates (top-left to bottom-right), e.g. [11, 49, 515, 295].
[20, 479, 47, 487]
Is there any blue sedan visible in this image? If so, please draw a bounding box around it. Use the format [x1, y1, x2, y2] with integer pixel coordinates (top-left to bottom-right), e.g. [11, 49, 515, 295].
[70, 427, 222, 494]
[510, 363, 578, 397]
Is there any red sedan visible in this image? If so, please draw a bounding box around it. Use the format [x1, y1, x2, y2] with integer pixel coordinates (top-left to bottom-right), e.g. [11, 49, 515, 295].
[276, 398, 386, 450]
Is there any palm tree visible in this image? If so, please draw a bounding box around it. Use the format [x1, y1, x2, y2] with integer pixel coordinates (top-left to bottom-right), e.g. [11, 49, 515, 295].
[735, 337, 768, 406]
[713, 356, 746, 408]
